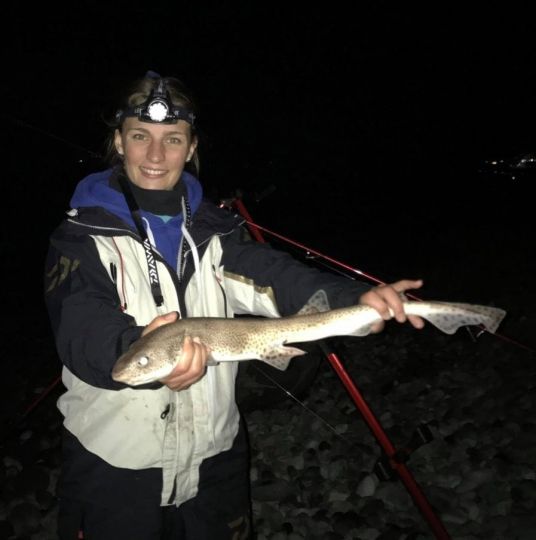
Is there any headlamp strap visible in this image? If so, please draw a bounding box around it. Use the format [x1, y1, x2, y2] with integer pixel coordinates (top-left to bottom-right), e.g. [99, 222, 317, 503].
[116, 77, 195, 125]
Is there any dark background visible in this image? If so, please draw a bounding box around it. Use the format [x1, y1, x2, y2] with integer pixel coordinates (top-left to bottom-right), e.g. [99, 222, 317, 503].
[0, 7, 534, 537]
[1, 4, 534, 361]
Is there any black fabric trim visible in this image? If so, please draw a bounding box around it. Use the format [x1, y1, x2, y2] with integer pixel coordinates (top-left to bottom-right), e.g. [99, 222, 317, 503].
[109, 170, 186, 216]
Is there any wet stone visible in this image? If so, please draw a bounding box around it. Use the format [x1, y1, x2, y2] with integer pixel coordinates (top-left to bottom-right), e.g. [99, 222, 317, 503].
[252, 480, 295, 502]
[355, 526, 381, 540]
[440, 508, 469, 525]
[8, 501, 41, 537]
[34, 488, 55, 511]
[455, 468, 495, 493]
[0, 520, 14, 539]
[5, 293, 536, 540]
[356, 474, 378, 497]
[511, 479, 536, 511]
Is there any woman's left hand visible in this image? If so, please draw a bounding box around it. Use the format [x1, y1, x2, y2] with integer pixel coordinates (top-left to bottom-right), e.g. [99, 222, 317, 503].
[159, 336, 211, 391]
[358, 279, 425, 333]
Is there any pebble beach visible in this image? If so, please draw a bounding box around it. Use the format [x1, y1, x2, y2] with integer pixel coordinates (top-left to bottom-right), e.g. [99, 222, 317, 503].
[1, 286, 534, 539]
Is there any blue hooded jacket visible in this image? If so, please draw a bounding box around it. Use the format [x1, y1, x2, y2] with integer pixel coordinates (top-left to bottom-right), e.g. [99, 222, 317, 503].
[70, 168, 203, 270]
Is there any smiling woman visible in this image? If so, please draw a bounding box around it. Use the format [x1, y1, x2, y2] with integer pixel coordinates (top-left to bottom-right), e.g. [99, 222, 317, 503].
[111, 77, 198, 191]
[43, 71, 424, 540]
[114, 119, 197, 190]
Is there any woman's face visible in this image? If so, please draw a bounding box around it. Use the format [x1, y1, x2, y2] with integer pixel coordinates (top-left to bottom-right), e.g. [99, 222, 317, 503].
[114, 117, 197, 190]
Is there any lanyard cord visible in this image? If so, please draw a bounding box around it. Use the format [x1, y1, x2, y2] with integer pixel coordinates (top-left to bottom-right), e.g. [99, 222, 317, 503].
[117, 174, 165, 307]
[177, 195, 192, 283]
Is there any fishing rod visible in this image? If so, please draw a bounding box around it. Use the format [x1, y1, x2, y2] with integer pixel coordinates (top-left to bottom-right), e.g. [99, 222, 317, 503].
[223, 191, 534, 536]
[223, 195, 453, 539]
[3, 112, 102, 160]
[228, 198, 534, 355]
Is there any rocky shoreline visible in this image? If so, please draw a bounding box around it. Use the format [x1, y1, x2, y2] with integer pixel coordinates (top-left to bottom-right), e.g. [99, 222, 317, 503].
[1, 308, 535, 539]
[244, 320, 536, 539]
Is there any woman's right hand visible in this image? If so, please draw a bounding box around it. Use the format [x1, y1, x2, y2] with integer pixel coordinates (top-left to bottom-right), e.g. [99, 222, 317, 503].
[143, 312, 211, 391]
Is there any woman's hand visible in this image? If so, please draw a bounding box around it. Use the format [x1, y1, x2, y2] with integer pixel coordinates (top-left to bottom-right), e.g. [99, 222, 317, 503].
[142, 312, 211, 391]
[141, 311, 179, 337]
[358, 279, 424, 333]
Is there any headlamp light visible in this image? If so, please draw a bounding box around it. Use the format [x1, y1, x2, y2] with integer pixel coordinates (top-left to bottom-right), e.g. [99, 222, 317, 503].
[116, 78, 195, 126]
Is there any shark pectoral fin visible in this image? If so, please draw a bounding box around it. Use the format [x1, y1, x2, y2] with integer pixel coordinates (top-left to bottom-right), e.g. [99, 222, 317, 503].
[260, 345, 307, 371]
[348, 323, 378, 337]
[295, 289, 331, 315]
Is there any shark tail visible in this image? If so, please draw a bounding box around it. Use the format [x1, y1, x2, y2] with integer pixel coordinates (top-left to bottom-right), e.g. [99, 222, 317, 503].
[407, 302, 506, 335]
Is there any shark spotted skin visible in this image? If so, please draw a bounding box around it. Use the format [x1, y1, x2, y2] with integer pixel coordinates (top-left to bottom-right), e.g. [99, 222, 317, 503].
[111, 294, 506, 386]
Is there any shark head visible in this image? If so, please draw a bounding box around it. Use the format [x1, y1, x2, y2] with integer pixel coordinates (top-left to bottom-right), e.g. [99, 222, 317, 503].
[111, 326, 186, 386]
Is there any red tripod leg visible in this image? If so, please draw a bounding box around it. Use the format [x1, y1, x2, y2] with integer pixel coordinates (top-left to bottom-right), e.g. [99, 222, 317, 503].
[320, 345, 451, 540]
[229, 196, 452, 539]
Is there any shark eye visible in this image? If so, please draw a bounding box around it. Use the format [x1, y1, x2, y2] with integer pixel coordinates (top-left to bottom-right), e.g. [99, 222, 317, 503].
[137, 356, 149, 367]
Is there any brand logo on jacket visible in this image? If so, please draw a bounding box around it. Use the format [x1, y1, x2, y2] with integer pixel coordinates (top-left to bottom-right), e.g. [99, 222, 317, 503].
[143, 239, 159, 284]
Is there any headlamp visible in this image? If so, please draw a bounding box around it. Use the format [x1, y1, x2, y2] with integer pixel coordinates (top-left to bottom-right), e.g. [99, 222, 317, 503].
[116, 78, 195, 126]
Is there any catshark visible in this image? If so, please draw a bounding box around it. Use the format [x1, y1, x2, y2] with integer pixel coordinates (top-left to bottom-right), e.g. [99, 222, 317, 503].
[111, 292, 506, 386]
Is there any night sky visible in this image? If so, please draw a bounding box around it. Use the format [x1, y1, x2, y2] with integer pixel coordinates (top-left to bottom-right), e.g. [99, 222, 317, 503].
[1, 5, 534, 353]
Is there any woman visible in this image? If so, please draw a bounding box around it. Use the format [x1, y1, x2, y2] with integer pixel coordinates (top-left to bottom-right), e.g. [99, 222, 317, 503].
[44, 72, 423, 539]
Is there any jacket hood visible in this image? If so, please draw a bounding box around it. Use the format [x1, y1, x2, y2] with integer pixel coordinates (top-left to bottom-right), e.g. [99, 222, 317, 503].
[69, 168, 204, 269]
[70, 168, 203, 230]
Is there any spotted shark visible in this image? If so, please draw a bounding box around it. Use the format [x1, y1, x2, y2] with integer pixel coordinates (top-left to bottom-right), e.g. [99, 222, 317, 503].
[111, 292, 505, 386]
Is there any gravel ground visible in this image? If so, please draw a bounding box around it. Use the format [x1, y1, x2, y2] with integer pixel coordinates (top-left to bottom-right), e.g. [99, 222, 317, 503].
[1, 190, 534, 539]
[242, 317, 536, 539]
[1, 300, 534, 539]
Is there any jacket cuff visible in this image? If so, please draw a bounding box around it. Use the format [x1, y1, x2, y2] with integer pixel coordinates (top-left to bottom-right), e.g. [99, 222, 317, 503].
[117, 325, 144, 356]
